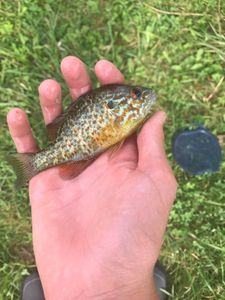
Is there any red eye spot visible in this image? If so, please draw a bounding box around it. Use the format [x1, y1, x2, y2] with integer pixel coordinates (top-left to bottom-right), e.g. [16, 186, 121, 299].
[131, 88, 142, 99]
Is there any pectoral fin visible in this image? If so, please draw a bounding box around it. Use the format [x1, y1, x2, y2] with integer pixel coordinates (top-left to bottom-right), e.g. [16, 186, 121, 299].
[109, 139, 125, 158]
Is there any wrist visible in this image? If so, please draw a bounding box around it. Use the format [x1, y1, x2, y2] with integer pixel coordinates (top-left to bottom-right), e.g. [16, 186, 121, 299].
[77, 256, 157, 300]
[82, 272, 152, 300]
[44, 264, 158, 300]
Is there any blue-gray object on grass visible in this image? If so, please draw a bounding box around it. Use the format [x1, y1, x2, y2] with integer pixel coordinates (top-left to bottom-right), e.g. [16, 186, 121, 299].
[172, 126, 222, 175]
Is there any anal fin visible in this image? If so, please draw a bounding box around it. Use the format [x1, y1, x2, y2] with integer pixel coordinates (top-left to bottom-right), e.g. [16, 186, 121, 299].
[58, 159, 94, 179]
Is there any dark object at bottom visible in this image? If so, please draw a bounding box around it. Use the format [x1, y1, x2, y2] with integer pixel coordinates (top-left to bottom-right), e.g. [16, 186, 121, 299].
[172, 126, 222, 175]
[154, 261, 169, 299]
[21, 271, 45, 300]
[21, 262, 168, 300]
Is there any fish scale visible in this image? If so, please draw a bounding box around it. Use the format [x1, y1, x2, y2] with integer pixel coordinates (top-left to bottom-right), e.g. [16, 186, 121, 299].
[7, 84, 157, 188]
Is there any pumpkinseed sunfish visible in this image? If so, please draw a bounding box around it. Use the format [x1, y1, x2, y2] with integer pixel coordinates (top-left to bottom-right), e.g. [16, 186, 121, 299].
[7, 84, 157, 188]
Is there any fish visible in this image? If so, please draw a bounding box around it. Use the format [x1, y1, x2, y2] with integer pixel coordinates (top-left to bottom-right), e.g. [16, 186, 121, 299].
[6, 84, 157, 188]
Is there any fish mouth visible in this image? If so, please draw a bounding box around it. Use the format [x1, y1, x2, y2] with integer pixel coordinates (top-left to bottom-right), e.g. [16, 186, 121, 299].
[149, 90, 157, 103]
[142, 88, 157, 103]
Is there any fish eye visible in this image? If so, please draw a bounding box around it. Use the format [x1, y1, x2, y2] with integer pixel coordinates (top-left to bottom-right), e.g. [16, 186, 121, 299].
[107, 100, 115, 109]
[131, 87, 142, 99]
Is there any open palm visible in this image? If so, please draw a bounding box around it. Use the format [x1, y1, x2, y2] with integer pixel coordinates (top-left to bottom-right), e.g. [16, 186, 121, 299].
[7, 57, 177, 299]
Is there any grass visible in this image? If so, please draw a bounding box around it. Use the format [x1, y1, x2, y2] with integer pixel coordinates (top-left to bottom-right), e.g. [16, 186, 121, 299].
[0, 0, 225, 299]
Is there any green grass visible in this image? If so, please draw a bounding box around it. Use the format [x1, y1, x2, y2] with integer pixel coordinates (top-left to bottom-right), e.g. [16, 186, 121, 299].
[0, 0, 225, 299]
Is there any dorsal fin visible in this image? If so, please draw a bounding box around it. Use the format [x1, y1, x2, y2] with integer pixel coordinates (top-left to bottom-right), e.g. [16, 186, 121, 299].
[46, 114, 66, 141]
[47, 100, 78, 141]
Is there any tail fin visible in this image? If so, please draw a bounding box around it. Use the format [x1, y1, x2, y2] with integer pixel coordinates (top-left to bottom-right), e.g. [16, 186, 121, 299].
[5, 153, 38, 189]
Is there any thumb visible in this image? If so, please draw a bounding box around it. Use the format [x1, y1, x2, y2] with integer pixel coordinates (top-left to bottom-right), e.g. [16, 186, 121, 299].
[137, 112, 177, 208]
[137, 111, 177, 207]
[137, 111, 169, 173]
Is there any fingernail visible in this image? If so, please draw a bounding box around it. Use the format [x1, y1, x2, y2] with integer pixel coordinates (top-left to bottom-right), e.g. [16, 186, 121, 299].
[43, 107, 51, 122]
[70, 85, 90, 99]
[80, 85, 90, 94]
[15, 109, 23, 122]
[61, 57, 81, 79]
[96, 60, 113, 77]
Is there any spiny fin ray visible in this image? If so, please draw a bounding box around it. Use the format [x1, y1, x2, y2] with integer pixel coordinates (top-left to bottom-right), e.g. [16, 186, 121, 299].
[46, 114, 66, 142]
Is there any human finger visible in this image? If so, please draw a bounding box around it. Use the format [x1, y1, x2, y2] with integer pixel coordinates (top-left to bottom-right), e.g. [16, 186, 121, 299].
[60, 56, 92, 100]
[137, 111, 177, 202]
[38, 79, 62, 125]
[7, 108, 39, 153]
[137, 111, 168, 171]
[95, 60, 124, 85]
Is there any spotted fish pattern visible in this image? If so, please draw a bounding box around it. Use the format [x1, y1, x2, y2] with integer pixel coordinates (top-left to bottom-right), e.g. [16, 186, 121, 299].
[7, 84, 157, 188]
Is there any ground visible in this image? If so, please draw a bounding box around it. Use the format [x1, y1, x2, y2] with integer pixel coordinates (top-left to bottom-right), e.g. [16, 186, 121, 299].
[0, 0, 225, 299]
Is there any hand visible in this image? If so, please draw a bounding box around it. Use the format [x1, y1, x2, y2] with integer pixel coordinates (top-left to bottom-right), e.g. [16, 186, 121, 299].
[7, 57, 177, 300]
